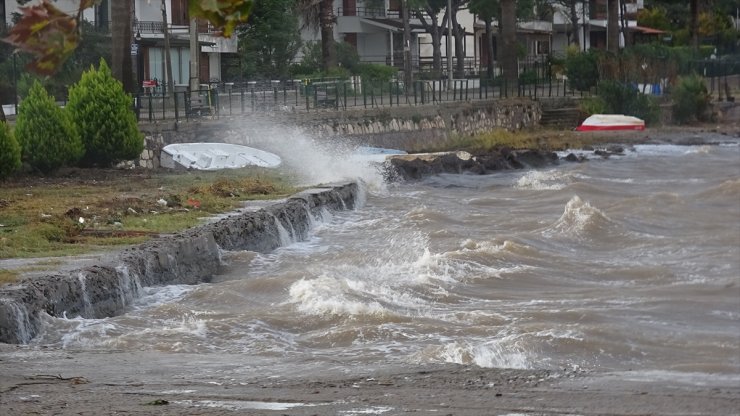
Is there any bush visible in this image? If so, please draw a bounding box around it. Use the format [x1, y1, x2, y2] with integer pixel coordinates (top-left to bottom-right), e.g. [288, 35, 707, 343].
[565, 50, 600, 91]
[15, 81, 83, 174]
[519, 69, 537, 85]
[67, 58, 143, 167]
[0, 122, 21, 179]
[671, 74, 711, 124]
[586, 80, 660, 124]
[357, 64, 398, 83]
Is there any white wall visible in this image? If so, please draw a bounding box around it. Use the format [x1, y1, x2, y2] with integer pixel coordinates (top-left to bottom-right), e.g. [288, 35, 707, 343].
[136, 0, 168, 23]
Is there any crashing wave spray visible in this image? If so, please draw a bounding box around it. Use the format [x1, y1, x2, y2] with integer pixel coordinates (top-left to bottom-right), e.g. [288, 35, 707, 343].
[223, 117, 388, 190]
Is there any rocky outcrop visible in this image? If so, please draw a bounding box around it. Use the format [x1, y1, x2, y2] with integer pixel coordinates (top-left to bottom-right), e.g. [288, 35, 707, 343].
[386, 149, 560, 181]
[0, 183, 358, 345]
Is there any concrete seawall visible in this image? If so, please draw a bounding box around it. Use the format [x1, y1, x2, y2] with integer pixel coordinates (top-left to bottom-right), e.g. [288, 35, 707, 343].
[0, 182, 358, 345]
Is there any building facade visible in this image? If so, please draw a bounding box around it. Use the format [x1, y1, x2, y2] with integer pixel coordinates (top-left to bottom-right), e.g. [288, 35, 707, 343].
[1, 0, 236, 87]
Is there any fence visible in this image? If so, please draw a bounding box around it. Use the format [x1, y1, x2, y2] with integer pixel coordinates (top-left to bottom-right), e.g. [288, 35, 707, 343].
[1, 56, 724, 124]
[134, 75, 595, 123]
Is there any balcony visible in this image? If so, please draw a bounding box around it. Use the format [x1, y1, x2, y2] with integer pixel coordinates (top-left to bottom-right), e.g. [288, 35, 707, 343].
[336, 7, 400, 19]
[134, 21, 188, 35]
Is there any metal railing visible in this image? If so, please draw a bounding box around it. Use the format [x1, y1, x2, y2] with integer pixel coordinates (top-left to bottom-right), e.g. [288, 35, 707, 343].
[132, 75, 596, 123]
[336, 7, 388, 18]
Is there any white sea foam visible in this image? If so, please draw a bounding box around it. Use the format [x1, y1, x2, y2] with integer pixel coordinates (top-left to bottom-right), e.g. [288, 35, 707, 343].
[545, 195, 614, 238]
[515, 169, 570, 190]
[224, 121, 387, 191]
[415, 336, 531, 369]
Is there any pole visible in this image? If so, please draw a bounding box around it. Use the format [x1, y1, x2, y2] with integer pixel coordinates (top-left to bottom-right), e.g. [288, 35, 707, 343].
[447, 0, 453, 89]
[189, 18, 199, 97]
[12, 53, 18, 115]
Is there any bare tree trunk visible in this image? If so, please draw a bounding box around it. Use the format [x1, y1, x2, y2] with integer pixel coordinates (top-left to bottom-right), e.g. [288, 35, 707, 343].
[501, 0, 518, 95]
[417, 8, 446, 77]
[112, 0, 134, 93]
[570, 0, 580, 48]
[690, 0, 699, 53]
[0, 105, 5, 124]
[607, 0, 619, 53]
[402, 0, 413, 91]
[451, 1, 465, 78]
[319, 0, 336, 70]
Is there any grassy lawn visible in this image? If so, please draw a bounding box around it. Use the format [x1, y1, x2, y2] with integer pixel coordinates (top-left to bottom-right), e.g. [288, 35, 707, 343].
[0, 167, 297, 261]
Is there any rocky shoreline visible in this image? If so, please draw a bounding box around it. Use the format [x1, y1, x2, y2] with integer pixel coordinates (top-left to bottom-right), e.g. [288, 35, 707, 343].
[0, 183, 358, 344]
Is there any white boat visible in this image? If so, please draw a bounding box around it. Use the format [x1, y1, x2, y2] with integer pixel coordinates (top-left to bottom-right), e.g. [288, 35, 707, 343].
[161, 143, 282, 170]
[576, 114, 645, 131]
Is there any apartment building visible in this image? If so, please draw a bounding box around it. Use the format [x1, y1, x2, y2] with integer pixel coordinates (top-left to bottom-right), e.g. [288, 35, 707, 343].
[1, 0, 236, 85]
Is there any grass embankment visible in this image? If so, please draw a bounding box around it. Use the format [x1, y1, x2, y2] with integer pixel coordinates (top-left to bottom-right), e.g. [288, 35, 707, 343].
[0, 167, 296, 269]
[420, 127, 647, 154]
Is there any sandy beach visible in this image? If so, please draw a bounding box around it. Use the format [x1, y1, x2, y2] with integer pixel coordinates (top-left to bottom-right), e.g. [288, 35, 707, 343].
[1, 345, 739, 415]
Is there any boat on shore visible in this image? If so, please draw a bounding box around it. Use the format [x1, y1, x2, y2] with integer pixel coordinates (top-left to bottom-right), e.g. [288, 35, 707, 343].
[161, 143, 282, 170]
[576, 114, 645, 131]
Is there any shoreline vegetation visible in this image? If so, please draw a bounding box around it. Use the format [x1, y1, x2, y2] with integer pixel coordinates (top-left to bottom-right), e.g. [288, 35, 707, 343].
[1, 124, 738, 284]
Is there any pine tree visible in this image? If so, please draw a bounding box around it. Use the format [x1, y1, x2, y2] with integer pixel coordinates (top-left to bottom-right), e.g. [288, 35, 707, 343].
[0, 122, 21, 179]
[15, 81, 83, 174]
[67, 59, 144, 167]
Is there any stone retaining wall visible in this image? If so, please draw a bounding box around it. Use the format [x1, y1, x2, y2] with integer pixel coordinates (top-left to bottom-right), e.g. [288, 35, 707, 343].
[0, 183, 358, 344]
[134, 98, 542, 167]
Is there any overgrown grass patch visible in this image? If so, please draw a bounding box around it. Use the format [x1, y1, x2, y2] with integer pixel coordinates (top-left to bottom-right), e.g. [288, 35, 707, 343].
[0, 167, 297, 259]
[419, 128, 648, 154]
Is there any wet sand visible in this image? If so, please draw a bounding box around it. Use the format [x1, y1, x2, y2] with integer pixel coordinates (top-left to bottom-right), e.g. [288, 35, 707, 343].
[1, 346, 738, 415]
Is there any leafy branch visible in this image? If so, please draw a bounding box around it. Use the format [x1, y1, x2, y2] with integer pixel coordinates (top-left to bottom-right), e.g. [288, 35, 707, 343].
[3, 0, 253, 76]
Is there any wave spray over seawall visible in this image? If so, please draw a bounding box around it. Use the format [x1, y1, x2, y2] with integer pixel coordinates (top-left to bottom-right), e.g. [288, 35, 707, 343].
[24, 142, 740, 385]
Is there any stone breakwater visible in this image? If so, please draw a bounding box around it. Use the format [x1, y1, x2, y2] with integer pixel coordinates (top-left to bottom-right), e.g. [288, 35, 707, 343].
[386, 148, 562, 181]
[0, 183, 358, 345]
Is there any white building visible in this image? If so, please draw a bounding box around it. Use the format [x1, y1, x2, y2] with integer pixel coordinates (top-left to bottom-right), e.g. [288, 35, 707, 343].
[300, 0, 479, 76]
[551, 0, 647, 55]
[0, 0, 236, 86]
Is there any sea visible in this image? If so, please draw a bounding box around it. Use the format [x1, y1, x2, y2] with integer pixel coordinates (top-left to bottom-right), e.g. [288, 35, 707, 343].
[27, 134, 740, 386]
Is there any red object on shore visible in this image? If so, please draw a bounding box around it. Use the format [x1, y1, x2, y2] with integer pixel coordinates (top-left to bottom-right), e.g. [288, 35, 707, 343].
[576, 114, 645, 131]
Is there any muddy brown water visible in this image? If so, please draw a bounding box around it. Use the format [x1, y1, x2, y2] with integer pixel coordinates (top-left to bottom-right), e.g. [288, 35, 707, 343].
[2, 137, 739, 414]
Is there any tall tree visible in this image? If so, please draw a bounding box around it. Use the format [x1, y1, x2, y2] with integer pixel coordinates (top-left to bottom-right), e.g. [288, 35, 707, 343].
[450, 0, 469, 78]
[554, 0, 581, 48]
[402, 0, 413, 89]
[111, 0, 134, 93]
[607, 0, 619, 53]
[689, 0, 699, 52]
[414, 0, 448, 76]
[238, 0, 302, 79]
[500, 0, 518, 95]
[319, 0, 336, 70]
[162, 0, 174, 99]
[298, 0, 336, 70]
[469, 0, 495, 79]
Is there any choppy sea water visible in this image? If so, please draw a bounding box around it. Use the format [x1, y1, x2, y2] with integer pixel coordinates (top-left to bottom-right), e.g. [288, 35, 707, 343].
[31, 143, 740, 382]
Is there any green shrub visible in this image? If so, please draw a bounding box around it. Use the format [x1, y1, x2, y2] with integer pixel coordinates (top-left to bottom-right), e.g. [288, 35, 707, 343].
[565, 50, 600, 91]
[15, 81, 83, 174]
[357, 63, 398, 83]
[519, 69, 537, 85]
[590, 80, 660, 124]
[579, 96, 608, 116]
[67, 58, 143, 167]
[0, 122, 21, 179]
[671, 74, 711, 124]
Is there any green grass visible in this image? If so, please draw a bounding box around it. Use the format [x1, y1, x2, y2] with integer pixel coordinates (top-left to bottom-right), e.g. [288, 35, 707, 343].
[0, 167, 297, 260]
